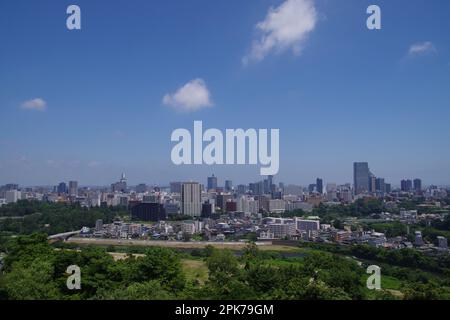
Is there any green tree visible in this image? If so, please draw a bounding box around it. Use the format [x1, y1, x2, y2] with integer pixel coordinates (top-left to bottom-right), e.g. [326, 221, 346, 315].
[3, 258, 60, 300]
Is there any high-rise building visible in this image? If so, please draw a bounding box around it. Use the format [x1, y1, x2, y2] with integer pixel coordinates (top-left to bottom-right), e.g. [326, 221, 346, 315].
[170, 182, 182, 194]
[181, 182, 201, 217]
[265, 175, 275, 194]
[401, 179, 413, 192]
[385, 183, 391, 194]
[111, 174, 127, 193]
[225, 201, 237, 213]
[201, 201, 213, 218]
[5, 190, 20, 204]
[236, 184, 246, 195]
[216, 194, 232, 211]
[308, 184, 316, 194]
[326, 183, 337, 193]
[375, 178, 385, 193]
[353, 162, 370, 195]
[249, 181, 264, 195]
[207, 174, 217, 191]
[131, 203, 167, 221]
[57, 182, 68, 194]
[369, 175, 377, 193]
[316, 178, 323, 194]
[224, 180, 233, 192]
[406, 179, 412, 191]
[68, 181, 78, 196]
[413, 179, 422, 192]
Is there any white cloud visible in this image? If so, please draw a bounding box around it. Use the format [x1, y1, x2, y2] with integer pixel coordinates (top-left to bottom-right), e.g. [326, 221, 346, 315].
[46, 160, 57, 167]
[20, 98, 47, 111]
[243, 0, 317, 64]
[408, 41, 436, 56]
[88, 161, 101, 168]
[68, 160, 81, 167]
[163, 78, 213, 112]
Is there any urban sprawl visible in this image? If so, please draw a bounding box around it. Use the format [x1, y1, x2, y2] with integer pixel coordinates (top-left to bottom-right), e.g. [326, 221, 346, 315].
[1, 162, 449, 254]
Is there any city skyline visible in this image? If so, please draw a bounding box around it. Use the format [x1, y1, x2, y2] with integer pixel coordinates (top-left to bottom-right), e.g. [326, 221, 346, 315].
[1, 0, 450, 186]
[0, 167, 436, 190]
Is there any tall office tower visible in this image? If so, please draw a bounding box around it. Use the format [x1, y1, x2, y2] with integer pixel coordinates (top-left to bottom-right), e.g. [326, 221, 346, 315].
[262, 175, 275, 194]
[263, 179, 270, 194]
[267, 175, 273, 186]
[413, 179, 422, 192]
[308, 184, 316, 194]
[111, 173, 127, 193]
[385, 183, 391, 194]
[268, 175, 275, 193]
[249, 181, 263, 195]
[400, 180, 406, 191]
[406, 179, 412, 191]
[68, 181, 78, 196]
[207, 174, 217, 191]
[181, 182, 201, 217]
[401, 179, 413, 192]
[236, 184, 246, 195]
[369, 175, 377, 193]
[375, 178, 385, 193]
[170, 182, 182, 194]
[57, 182, 68, 194]
[225, 180, 233, 192]
[353, 162, 370, 195]
[316, 178, 323, 194]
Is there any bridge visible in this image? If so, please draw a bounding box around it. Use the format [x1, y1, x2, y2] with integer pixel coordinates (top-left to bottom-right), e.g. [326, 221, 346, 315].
[48, 230, 81, 241]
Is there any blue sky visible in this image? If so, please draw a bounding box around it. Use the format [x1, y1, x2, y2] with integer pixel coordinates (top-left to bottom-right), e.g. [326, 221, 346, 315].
[0, 0, 449, 187]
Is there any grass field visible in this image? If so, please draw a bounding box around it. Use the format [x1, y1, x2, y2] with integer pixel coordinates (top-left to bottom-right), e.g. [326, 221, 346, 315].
[107, 252, 210, 285]
[181, 259, 209, 285]
[362, 273, 404, 299]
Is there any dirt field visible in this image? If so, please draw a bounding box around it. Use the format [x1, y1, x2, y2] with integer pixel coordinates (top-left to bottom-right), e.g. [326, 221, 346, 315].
[66, 237, 299, 252]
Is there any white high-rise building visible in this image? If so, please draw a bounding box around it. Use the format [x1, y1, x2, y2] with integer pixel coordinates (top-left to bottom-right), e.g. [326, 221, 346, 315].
[181, 182, 201, 217]
[326, 183, 337, 193]
[237, 196, 259, 214]
[5, 190, 21, 204]
[69, 181, 78, 196]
